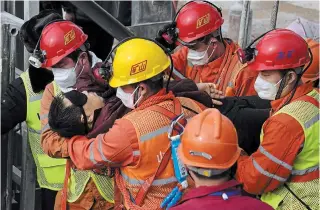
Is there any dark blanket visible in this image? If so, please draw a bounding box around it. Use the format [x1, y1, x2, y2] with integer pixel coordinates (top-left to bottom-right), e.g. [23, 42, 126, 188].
[215, 96, 271, 155]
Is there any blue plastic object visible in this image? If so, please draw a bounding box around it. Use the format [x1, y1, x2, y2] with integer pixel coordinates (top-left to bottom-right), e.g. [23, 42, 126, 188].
[161, 115, 189, 209]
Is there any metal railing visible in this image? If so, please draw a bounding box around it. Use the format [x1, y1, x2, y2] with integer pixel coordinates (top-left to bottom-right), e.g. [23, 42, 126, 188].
[1, 2, 39, 210]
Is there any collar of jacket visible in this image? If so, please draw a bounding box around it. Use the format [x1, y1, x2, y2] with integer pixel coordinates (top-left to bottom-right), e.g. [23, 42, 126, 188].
[177, 179, 241, 204]
[74, 51, 109, 96]
[271, 82, 314, 114]
[28, 65, 54, 93]
[134, 89, 176, 111]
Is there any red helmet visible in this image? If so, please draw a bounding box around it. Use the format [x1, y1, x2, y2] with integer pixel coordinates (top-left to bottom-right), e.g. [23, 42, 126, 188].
[249, 29, 311, 72]
[176, 1, 224, 44]
[40, 21, 88, 68]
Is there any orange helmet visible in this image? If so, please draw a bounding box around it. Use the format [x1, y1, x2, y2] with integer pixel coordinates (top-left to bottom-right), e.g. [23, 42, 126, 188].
[178, 109, 240, 176]
[302, 39, 319, 83]
[40, 21, 88, 68]
[175, 1, 224, 44]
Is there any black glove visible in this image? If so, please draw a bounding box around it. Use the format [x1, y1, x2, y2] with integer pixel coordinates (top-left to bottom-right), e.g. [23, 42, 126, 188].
[155, 22, 178, 52]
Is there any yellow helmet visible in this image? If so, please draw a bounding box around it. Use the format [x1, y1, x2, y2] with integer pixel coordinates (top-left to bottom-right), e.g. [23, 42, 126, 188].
[109, 38, 171, 88]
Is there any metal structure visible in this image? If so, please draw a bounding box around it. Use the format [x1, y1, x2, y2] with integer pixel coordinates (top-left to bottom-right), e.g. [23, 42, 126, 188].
[70, 0, 174, 40]
[1, 2, 38, 210]
[238, 0, 252, 49]
[270, 0, 280, 30]
[70, 0, 134, 41]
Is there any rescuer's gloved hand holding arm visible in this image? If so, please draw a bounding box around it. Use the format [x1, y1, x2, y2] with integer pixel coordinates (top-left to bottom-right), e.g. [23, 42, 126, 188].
[155, 22, 178, 52]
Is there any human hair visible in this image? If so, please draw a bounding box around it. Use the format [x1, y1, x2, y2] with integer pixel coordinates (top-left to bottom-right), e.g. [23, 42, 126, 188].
[131, 72, 165, 94]
[279, 66, 304, 78]
[48, 94, 86, 138]
[192, 168, 232, 180]
[191, 163, 237, 181]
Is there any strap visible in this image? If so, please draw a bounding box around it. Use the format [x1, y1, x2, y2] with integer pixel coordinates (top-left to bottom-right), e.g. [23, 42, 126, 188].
[134, 97, 184, 206]
[135, 146, 172, 206]
[61, 159, 71, 210]
[284, 184, 312, 210]
[113, 172, 125, 210]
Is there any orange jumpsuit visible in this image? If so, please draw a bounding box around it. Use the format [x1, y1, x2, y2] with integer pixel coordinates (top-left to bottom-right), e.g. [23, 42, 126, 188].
[40, 83, 112, 210]
[172, 39, 258, 96]
[236, 83, 317, 194]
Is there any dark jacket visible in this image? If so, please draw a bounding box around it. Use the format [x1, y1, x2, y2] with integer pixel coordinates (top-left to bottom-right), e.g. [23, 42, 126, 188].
[171, 180, 273, 210]
[1, 66, 53, 134]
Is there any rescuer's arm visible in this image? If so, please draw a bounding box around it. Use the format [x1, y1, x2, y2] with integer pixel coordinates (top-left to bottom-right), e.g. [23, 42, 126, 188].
[234, 65, 259, 97]
[40, 84, 69, 158]
[170, 47, 189, 80]
[68, 118, 138, 170]
[236, 114, 305, 194]
[1, 78, 27, 134]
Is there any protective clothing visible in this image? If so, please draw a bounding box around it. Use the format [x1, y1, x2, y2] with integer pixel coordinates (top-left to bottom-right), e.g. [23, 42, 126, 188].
[40, 53, 114, 209]
[176, 1, 224, 43]
[42, 82, 114, 209]
[67, 90, 206, 209]
[260, 88, 319, 209]
[254, 75, 283, 100]
[172, 39, 257, 96]
[248, 29, 311, 72]
[40, 21, 88, 68]
[109, 38, 170, 88]
[236, 83, 319, 209]
[20, 70, 66, 191]
[302, 38, 319, 83]
[179, 109, 240, 170]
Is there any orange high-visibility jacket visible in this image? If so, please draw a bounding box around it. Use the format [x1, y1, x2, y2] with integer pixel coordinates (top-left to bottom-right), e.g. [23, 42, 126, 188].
[171, 39, 258, 96]
[67, 90, 206, 209]
[236, 83, 318, 195]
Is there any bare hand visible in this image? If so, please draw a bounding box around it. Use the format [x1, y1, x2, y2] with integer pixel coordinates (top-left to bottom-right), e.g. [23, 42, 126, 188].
[197, 83, 224, 106]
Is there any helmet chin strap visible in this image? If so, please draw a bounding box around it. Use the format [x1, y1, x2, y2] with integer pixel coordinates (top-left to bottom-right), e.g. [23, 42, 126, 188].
[275, 72, 289, 100]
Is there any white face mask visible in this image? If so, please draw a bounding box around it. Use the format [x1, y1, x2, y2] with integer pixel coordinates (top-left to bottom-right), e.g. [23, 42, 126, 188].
[254, 75, 283, 100]
[52, 58, 84, 93]
[187, 40, 214, 66]
[116, 86, 142, 109]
